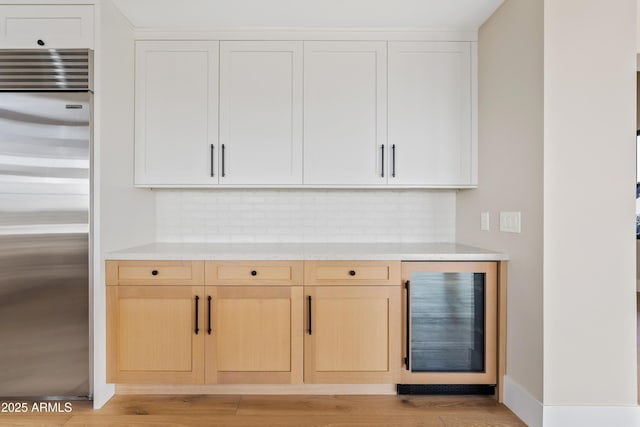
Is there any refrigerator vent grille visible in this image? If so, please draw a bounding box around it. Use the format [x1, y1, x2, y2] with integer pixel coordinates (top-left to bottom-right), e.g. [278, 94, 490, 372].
[0, 49, 91, 91]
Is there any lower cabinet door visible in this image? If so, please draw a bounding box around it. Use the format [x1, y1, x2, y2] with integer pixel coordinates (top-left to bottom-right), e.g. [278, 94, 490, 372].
[205, 286, 303, 384]
[106, 286, 205, 384]
[304, 286, 401, 383]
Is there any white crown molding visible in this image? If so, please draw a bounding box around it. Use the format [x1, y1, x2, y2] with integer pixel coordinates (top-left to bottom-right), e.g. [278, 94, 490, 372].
[133, 27, 478, 42]
[0, 0, 96, 3]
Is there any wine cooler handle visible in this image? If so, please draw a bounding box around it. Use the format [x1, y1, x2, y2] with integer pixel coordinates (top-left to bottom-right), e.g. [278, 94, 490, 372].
[404, 280, 410, 370]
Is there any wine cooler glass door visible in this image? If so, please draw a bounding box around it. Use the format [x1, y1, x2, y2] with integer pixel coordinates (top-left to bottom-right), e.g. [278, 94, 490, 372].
[409, 271, 485, 373]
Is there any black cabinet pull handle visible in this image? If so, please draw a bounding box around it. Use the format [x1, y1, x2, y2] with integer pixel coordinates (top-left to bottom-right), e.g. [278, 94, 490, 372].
[207, 296, 212, 335]
[307, 295, 312, 335]
[151, 270, 158, 276]
[381, 144, 385, 178]
[221, 144, 226, 177]
[349, 270, 356, 276]
[194, 296, 200, 335]
[210, 144, 214, 177]
[251, 270, 257, 276]
[392, 144, 396, 178]
[37, 39, 45, 46]
[404, 280, 410, 370]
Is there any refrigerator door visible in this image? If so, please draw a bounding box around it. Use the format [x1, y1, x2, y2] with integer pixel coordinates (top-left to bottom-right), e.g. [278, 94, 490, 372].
[0, 92, 90, 397]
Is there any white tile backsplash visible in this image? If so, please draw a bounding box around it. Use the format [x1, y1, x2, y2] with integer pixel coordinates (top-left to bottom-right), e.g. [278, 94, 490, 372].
[156, 189, 456, 243]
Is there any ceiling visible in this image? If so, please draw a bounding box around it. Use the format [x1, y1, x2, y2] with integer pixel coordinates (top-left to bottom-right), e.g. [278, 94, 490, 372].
[111, 0, 505, 30]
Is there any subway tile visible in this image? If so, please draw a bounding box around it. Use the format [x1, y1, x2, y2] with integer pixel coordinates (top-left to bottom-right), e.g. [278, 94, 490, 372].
[156, 189, 456, 243]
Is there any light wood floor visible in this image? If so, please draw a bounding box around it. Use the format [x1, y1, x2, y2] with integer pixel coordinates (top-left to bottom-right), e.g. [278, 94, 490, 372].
[0, 394, 526, 426]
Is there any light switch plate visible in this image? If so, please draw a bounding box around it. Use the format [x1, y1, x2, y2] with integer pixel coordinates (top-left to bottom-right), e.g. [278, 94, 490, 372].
[480, 212, 490, 231]
[500, 211, 521, 233]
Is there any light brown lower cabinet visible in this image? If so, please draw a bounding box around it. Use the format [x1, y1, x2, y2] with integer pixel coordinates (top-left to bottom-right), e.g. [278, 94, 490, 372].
[304, 285, 401, 383]
[107, 260, 304, 385]
[107, 258, 506, 400]
[205, 286, 303, 384]
[106, 285, 205, 384]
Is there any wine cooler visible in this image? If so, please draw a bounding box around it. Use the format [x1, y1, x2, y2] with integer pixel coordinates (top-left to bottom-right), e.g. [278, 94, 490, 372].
[400, 261, 497, 389]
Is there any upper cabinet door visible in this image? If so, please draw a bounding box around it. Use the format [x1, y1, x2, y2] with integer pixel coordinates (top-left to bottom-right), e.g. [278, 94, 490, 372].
[304, 42, 387, 185]
[219, 42, 303, 185]
[388, 42, 475, 186]
[135, 41, 219, 186]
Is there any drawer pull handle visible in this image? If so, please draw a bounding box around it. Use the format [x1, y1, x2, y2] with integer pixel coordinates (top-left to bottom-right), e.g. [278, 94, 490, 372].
[381, 144, 385, 178]
[251, 270, 257, 276]
[195, 296, 200, 335]
[349, 270, 356, 276]
[207, 296, 212, 335]
[151, 270, 159, 276]
[37, 39, 45, 46]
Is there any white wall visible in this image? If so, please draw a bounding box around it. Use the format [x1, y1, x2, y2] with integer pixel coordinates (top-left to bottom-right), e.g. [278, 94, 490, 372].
[459, 1, 639, 424]
[543, 0, 637, 412]
[455, 0, 544, 423]
[637, 0, 640, 55]
[94, 0, 156, 408]
[156, 189, 456, 243]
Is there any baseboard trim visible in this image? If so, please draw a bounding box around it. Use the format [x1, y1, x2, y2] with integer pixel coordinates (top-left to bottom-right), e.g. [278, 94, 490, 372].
[115, 384, 397, 395]
[93, 383, 115, 409]
[543, 405, 640, 427]
[503, 375, 543, 427]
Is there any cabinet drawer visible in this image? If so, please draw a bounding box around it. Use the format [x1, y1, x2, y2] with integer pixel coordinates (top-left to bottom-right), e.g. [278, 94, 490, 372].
[106, 261, 205, 286]
[0, 5, 94, 49]
[206, 261, 303, 286]
[305, 261, 401, 286]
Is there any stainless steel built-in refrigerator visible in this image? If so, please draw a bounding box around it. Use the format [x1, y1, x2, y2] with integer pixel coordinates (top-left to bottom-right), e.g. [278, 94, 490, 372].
[0, 50, 91, 397]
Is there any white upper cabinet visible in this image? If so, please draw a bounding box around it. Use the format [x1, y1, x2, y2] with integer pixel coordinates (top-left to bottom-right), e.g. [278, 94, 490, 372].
[219, 41, 303, 185]
[388, 42, 475, 186]
[0, 5, 94, 49]
[135, 41, 219, 186]
[303, 41, 387, 186]
[133, 37, 477, 188]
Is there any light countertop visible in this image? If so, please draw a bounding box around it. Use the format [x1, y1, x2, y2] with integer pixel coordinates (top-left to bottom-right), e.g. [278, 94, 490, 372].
[106, 242, 508, 261]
